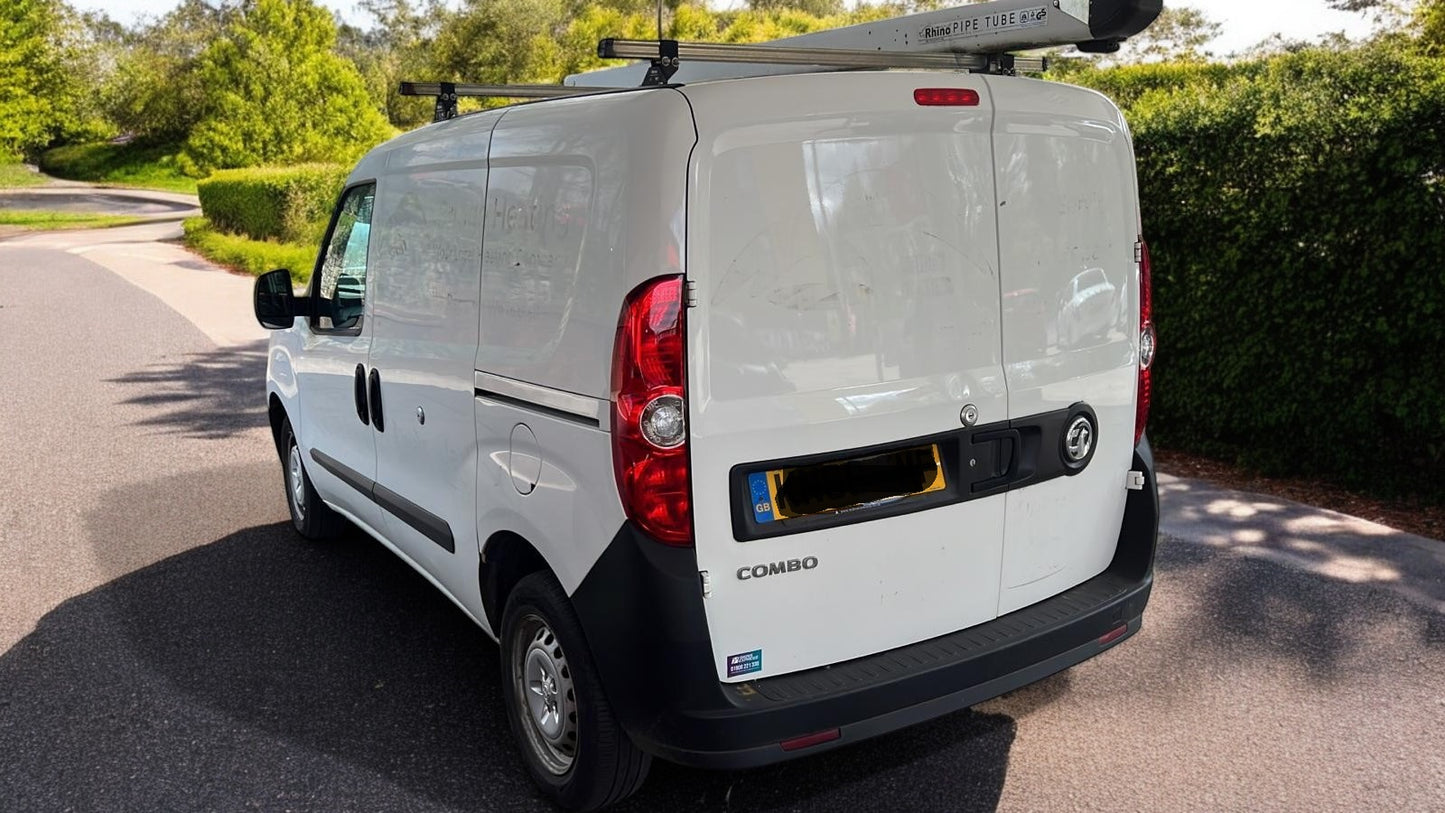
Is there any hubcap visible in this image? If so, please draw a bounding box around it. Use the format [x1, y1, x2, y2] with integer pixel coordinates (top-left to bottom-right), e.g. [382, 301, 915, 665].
[512, 614, 578, 775]
[288, 444, 306, 520]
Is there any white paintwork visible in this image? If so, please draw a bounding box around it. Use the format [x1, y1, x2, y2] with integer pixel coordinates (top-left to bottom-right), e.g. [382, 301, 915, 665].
[683, 72, 1011, 680]
[266, 70, 1142, 684]
[476, 90, 695, 400]
[472, 90, 695, 601]
[986, 75, 1137, 614]
[288, 242, 383, 532]
[367, 112, 503, 623]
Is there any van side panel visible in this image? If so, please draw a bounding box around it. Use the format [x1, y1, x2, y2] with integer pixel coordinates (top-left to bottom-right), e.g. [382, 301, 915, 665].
[367, 112, 505, 625]
[477, 90, 697, 400]
[476, 90, 697, 596]
[683, 74, 1011, 682]
[985, 76, 1140, 615]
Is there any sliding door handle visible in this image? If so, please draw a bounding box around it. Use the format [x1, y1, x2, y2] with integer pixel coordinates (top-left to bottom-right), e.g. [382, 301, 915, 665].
[353, 364, 370, 426]
[368, 368, 385, 432]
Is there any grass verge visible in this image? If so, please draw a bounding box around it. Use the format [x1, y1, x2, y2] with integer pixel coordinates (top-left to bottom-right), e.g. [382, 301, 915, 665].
[0, 163, 48, 188]
[183, 217, 314, 283]
[38, 142, 198, 194]
[0, 210, 147, 230]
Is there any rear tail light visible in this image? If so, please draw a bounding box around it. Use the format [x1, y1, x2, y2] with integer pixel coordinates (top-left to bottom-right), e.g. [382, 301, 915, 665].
[1135, 239, 1155, 446]
[611, 276, 692, 546]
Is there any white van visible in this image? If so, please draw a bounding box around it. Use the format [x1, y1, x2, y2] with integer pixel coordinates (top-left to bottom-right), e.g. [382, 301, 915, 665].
[252, 10, 1161, 809]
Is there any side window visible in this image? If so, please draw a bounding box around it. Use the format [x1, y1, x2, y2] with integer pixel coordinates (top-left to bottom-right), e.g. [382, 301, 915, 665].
[313, 183, 376, 332]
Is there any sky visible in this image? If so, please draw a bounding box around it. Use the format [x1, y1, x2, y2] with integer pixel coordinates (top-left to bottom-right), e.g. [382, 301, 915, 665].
[76, 0, 1382, 57]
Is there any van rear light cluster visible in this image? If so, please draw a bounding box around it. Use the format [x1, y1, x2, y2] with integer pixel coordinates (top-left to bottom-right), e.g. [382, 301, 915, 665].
[611, 276, 693, 546]
[1135, 239, 1155, 446]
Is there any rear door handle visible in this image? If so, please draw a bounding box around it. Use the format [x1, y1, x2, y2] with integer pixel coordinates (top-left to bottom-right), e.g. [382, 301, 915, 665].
[969, 428, 1020, 494]
[368, 368, 385, 433]
[353, 364, 370, 426]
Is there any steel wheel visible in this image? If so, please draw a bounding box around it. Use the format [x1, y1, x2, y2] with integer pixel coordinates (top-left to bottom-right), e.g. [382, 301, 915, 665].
[278, 417, 341, 540]
[511, 613, 579, 775]
[287, 443, 307, 522]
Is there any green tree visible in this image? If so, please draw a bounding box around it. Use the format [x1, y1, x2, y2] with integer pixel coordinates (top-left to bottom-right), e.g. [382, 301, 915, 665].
[1327, 0, 1445, 52]
[1108, 6, 1221, 63]
[747, 0, 846, 19]
[342, 0, 442, 130]
[0, 0, 105, 158]
[104, 1, 236, 143]
[1414, 0, 1445, 53]
[182, 0, 393, 173]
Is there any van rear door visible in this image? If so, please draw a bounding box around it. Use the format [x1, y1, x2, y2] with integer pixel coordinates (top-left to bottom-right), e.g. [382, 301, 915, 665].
[984, 76, 1140, 616]
[681, 73, 1010, 682]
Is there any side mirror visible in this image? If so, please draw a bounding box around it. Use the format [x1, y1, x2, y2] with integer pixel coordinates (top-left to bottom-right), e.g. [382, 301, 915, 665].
[255, 269, 300, 330]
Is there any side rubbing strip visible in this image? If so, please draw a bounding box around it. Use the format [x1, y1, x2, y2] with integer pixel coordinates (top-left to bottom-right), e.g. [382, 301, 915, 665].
[473, 370, 604, 427]
[373, 483, 456, 553]
[309, 448, 456, 553]
[311, 448, 371, 496]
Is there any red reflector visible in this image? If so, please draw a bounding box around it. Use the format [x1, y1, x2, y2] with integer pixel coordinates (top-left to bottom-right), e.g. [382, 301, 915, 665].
[1098, 624, 1130, 647]
[914, 88, 980, 107]
[780, 728, 841, 752]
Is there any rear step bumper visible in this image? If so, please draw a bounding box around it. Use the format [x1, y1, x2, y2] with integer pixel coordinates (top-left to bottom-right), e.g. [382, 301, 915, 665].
[570, 442, 1160, 770]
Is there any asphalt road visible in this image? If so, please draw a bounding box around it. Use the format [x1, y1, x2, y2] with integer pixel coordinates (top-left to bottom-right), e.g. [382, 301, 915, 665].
[0, 208, 1441, 812]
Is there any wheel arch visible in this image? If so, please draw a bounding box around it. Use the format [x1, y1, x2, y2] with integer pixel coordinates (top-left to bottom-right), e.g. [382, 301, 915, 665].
[267, 393, 289, 460]
[481, 530, 554, 635]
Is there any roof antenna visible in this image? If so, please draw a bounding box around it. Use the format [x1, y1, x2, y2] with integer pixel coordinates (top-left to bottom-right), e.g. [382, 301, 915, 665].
[656, 0, 663, 42]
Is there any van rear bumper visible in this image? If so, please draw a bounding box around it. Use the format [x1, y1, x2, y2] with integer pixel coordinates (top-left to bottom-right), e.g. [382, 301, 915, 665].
[569, 443, 1160, 770]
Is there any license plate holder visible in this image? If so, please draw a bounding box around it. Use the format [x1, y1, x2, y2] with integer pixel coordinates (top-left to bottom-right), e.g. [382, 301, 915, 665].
[747, 443, 948, 525]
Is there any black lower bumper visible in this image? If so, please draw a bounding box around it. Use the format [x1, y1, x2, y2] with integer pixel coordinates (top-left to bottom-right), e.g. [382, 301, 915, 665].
[570, 442, 1160, 770]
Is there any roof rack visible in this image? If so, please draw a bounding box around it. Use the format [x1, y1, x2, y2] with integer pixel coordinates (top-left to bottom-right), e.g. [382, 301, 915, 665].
[572, 0, 1160, 86]
[398, 81, 625, 123]
[402, 0, 1161, 119]
[597, 38, 1046, 86]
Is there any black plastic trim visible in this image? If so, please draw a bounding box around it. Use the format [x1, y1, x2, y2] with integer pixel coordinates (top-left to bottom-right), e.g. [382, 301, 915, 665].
[354, 364, 371, 426]
[729, 404, 1096, 541]
[308, 448, 455, 553]
[570, 443, 1160, 769]
[367, 368, 385, 433]
[374, 483, 455, 553]
[310, 448, 372, 496]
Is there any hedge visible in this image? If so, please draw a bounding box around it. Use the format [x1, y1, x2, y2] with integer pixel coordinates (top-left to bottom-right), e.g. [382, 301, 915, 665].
[196, 164, 348, 244]
[1066, 43, 1445, 500]
[181, 217, 316, 283]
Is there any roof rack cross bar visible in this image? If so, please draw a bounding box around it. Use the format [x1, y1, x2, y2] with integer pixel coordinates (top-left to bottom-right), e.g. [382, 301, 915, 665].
[399, 82, 628, 122]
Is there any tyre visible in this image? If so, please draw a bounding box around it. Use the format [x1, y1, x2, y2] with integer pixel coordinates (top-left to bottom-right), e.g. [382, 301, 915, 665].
[501, 572, 651, 811]
[281, 418, 343, 540]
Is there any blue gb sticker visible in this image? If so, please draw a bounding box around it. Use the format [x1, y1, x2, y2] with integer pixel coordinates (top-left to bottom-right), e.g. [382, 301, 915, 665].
[747, 472, 775, 523]
[727, 649, 763, 678]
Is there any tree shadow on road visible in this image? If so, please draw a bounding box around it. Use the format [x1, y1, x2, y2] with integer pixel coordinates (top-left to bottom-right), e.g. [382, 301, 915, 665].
[1155, 477, 1444, 683]
[104, 339, 268, 439]
[0, 518, 1016, 812]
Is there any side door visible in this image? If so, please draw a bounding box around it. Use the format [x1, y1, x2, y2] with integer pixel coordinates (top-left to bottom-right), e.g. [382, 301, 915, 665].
[366, 120, 497, 620]
[292, 182, 384, 533]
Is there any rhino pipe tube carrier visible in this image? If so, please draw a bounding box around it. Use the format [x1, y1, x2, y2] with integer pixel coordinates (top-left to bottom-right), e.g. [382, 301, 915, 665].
[252, 0, 1163, 808]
